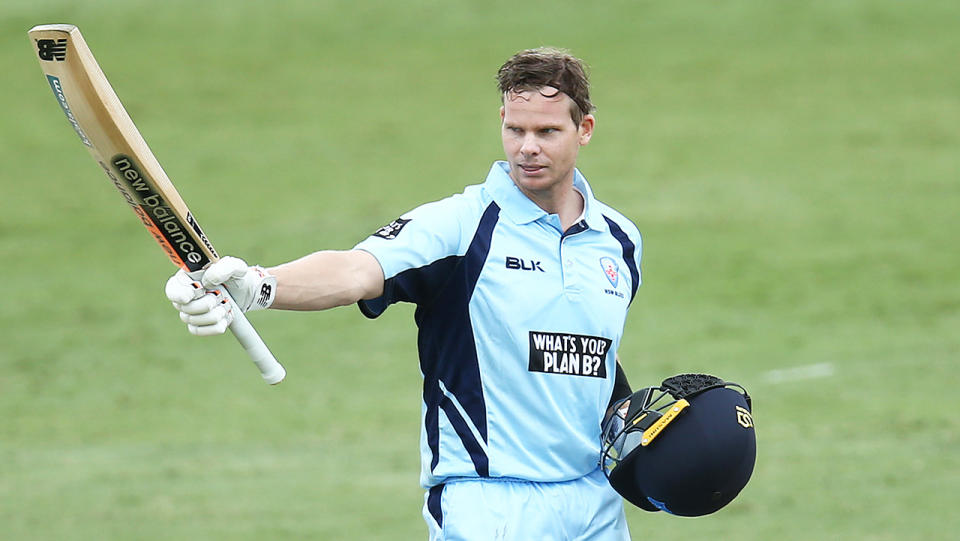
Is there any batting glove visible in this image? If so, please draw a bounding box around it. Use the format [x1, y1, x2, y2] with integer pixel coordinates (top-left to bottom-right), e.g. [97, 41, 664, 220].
[198, 256, 277, 312]
[164, 256, 277, 336]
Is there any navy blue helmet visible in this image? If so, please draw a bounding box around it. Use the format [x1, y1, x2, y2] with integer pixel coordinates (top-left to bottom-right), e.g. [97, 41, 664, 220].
[601, 373, 756, 517]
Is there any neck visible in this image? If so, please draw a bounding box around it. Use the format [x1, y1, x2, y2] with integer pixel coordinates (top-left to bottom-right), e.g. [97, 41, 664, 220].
[519, 182, 585, 231]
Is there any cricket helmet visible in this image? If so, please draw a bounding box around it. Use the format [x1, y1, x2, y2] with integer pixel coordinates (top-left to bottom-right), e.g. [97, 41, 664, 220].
[600, 373, 756, 516]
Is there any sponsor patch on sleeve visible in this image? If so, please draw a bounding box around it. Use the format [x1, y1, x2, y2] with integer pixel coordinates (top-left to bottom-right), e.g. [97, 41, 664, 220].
[372, 218, 411, 240]
[528, 331, 611, 378]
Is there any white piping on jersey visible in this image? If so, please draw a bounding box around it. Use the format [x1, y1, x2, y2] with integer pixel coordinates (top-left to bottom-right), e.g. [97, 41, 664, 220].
[438, 379, 489, 455]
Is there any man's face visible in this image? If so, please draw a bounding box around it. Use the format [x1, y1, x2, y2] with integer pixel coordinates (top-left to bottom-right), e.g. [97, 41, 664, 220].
[500, 87, 594, 202]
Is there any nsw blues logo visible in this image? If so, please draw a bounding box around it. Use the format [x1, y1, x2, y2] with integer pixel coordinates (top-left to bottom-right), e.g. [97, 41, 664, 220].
[600, 257, 619, 287]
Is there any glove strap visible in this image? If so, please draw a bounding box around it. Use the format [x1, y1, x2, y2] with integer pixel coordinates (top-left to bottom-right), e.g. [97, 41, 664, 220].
[248, 266, 277, 311]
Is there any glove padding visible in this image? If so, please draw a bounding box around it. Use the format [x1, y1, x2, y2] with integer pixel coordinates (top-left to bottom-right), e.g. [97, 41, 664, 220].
[164, 256, 277, 336]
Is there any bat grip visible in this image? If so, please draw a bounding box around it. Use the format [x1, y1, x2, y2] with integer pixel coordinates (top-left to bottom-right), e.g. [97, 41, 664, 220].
[221, 287, 286, 384]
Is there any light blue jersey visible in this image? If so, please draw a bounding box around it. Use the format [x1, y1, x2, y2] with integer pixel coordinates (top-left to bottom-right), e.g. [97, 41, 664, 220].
[355, 161, 642, 490]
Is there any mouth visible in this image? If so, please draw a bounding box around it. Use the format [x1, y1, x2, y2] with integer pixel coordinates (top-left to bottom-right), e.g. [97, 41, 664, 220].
[518, 164, 546, 175]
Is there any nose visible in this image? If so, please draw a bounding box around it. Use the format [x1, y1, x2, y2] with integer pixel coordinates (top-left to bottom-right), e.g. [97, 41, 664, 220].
[520, 134, 540, 156]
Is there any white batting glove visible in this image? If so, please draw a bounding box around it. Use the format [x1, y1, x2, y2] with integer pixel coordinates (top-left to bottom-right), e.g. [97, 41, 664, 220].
[165, 270, 234, 336]
[198, 256, 278, 312]
[164, 256, 277, 336]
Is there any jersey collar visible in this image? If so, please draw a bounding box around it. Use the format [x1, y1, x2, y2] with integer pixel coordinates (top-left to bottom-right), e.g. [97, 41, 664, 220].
[484, 161, 607, 232]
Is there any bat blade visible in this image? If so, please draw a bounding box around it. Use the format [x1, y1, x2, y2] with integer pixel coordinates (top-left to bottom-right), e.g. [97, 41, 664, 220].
[29, 24, 286, 385]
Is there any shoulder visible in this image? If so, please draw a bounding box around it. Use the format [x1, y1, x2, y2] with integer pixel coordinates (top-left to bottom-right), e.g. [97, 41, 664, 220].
[398, 183, 493, 238]
[356, 182, 496, 260]
[594, 199, 642, 243]
[409, 183, 490, 219]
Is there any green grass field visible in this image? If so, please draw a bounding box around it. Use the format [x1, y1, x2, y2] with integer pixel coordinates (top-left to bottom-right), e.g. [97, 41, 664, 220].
[2, 1, 957, 539]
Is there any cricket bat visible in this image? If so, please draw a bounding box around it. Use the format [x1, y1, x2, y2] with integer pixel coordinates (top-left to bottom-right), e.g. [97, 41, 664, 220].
[28, 24, 286, 385]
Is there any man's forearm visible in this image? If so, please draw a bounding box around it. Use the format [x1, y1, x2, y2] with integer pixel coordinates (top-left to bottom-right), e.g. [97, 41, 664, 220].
[268, 250, 385, 311]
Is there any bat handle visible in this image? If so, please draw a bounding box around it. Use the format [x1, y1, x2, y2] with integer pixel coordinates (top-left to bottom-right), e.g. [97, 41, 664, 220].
[221, 287, 286, 385]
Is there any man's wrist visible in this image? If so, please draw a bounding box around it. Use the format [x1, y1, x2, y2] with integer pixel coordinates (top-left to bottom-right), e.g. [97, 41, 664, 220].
[247, 266, 277, 311]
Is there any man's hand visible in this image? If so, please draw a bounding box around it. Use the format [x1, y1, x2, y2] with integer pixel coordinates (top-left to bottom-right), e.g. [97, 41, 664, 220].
[164, 256, 277, 336]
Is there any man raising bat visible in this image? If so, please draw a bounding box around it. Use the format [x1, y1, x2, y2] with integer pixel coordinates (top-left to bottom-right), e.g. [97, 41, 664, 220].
[167, 48, 642, 540]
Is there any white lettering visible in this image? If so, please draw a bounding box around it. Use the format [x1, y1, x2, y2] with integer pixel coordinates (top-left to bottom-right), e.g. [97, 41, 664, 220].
[582, 355, 600, 376]
[543, 351, 557, 372]
[579, 337, 609, 356]
[529, 331, 611, 379]
[567, 353, 579, 374]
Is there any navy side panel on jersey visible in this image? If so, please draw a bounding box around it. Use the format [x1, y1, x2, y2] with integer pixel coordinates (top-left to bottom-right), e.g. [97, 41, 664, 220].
[414, 203, 500, 476]
[358, 201, 501, 477]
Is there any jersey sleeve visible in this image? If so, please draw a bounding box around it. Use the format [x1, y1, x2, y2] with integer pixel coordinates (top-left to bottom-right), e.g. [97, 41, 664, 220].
[598, 203, 643, 302]
[353, 193, 475, 318]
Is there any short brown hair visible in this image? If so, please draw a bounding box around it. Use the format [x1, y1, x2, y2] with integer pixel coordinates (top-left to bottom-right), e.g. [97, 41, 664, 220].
[497, 47, 595, 125]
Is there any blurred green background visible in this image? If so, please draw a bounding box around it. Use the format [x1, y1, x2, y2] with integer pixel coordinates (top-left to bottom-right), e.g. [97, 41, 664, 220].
[2, 1, 957, 539]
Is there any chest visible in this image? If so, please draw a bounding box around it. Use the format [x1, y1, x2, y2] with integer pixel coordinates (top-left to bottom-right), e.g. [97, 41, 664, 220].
[472, 219, 632, 332]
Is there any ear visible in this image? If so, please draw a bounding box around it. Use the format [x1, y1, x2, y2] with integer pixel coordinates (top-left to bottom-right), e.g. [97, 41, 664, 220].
[499, 106, 505, 122]
[578, 114, 595, 146]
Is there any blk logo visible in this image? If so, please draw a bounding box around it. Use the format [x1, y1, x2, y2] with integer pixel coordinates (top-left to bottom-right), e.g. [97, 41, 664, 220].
[37, 39, 68, 61]
[506, 256, 544, 272]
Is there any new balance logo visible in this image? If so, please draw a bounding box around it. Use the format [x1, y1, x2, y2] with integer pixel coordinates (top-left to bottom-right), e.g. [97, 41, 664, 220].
[256, 284, 273, 308]
[505, 256, 544, 272]
[37, 39, 68, 61]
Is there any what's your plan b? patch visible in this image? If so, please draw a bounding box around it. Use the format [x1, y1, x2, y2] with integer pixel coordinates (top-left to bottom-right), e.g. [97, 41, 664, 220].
[528, 331, 611, 378]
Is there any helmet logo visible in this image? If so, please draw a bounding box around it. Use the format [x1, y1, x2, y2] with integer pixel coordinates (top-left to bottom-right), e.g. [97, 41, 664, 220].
[736, 406, 754, 428]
